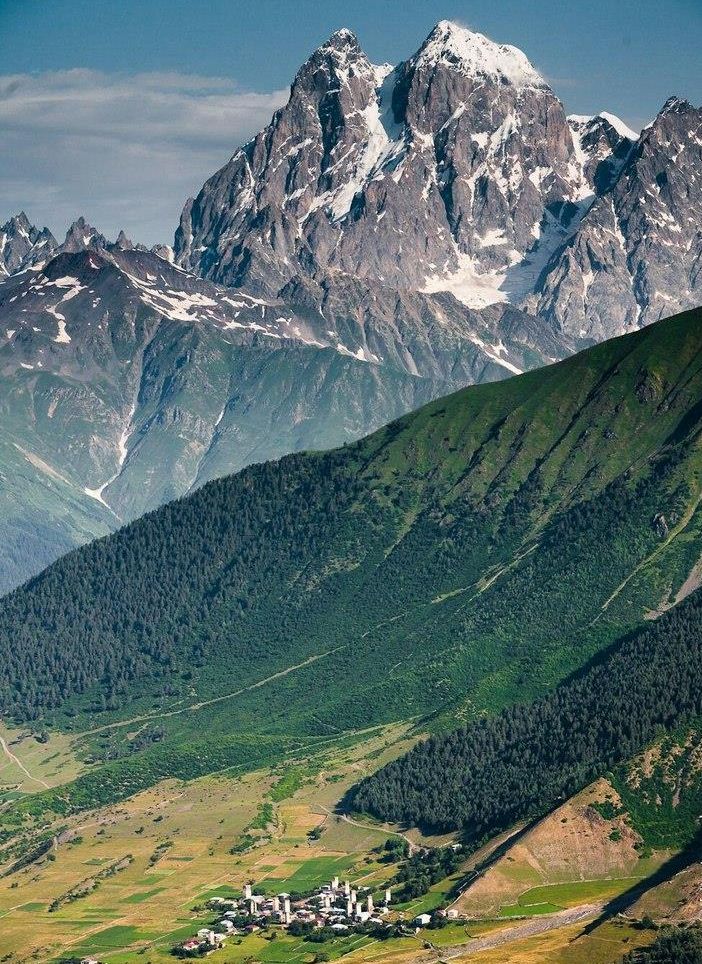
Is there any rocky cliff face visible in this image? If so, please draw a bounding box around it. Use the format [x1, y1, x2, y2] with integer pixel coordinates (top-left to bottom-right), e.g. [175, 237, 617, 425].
[0, 213, 112, 277]
[0, 213, 57, 277]
[175, 22, 606, 304]
[175, 21, 701, 344]
[567, 113, 636, 195]
[531, 98, 702, 340]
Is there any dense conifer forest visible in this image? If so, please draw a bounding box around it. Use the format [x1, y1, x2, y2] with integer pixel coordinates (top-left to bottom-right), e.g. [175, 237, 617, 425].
[351, 590, 702, 840]
[0, 449, 361, 720]
[623, 927, 702, 962]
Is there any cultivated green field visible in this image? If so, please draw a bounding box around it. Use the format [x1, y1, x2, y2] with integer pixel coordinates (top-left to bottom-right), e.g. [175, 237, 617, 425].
[0, 721, 430, 963]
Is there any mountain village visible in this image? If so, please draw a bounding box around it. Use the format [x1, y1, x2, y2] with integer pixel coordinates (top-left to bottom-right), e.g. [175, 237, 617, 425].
[175, 876, 460, 956]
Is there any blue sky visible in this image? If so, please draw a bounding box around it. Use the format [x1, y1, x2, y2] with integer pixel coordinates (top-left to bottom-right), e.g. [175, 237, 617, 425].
[1, 0, 700, 244]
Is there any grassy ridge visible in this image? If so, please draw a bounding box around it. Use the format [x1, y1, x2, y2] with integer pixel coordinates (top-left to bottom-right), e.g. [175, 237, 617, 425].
[2, 307, 702, 819]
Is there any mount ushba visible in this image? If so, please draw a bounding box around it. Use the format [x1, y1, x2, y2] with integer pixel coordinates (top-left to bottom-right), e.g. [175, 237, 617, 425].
[0, 20, 700, 593]
[175, 20, 701, 336]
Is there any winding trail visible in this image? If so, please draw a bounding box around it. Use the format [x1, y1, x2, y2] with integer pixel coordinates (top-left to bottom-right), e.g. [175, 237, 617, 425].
[317, 804, 418, 855]
[0, 736, 49, 790]
[76, 648, 341, 737]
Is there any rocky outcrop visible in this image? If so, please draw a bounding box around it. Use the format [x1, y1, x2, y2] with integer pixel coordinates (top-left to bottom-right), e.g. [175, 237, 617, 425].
[174, 22, 701, 346]
[1, 214, 115, 276]
[567, 113, 635, 194]
[532, 98, 702, 342]
[175, 21, 612, 304]
[0, 213, 57, 277]
[59, 216, 109, 254]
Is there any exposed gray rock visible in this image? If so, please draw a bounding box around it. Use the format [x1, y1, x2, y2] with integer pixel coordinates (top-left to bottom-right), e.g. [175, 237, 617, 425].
[174, 21, 700, 346]
[567, 113, 635, 194]
[653, 512, 669, 539]
[0, 213, 57, 277]
[175, 21, 603, 304]
[151, 242, 174, 262]
[1, 214, 168, 277]
[60, 216, 109, 254]
[529, 98, 702, 342]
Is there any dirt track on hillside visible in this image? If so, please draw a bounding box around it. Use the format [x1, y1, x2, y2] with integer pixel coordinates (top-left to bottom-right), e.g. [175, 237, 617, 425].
[0, 736, 49, 790]
[420, 902, 602, 960]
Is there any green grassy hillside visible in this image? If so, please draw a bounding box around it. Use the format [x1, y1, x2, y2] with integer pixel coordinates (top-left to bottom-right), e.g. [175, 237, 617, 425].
[351, 588, 702, 841]
[3, 307, 702, 822]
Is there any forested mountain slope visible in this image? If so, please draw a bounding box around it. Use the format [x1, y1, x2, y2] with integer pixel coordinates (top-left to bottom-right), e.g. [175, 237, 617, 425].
[351, 589, 702, 842]
[3, 307, 702, 816]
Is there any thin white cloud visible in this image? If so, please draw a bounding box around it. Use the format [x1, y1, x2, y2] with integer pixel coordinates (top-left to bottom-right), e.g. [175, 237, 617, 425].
[0, 70, 288, 246]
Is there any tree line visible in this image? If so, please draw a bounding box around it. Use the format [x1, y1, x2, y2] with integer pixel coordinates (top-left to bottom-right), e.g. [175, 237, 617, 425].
[351, 589, 702, 841]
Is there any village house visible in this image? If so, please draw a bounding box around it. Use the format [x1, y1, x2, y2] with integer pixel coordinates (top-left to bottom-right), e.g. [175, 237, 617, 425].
[177, 873, 450, 956]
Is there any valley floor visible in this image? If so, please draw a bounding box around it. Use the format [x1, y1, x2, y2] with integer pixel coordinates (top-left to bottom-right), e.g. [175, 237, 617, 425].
[0, 720, 677, 964]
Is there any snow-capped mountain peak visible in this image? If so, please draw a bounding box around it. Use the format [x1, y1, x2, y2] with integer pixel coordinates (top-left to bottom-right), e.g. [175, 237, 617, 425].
[413, 19, 547, 89]
[660, 95, 693, 115]
[176, 21, 591, 298]
[173, 24, 701, 341]
[321, 27, 361, 52]
[0, 215, 163, 280]
[568, 112, 638, 143]
[5, 211, 32, 238]
[567, 112, 636, 194]
[292, 24, 372, 88]
[597, 111, 638, 142]
[533, 96, 702, 341]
